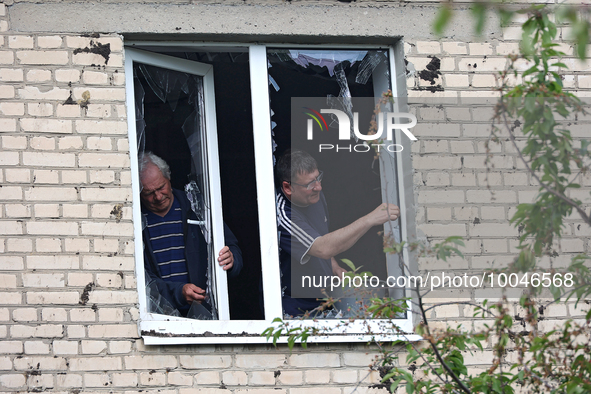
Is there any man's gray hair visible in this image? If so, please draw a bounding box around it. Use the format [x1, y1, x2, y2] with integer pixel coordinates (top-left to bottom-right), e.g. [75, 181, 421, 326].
[139, 151, 171, 180]
[275, 149, 317, 186]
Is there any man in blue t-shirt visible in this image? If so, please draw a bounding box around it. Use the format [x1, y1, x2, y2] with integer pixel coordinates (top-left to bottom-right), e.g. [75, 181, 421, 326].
[275, 149, 400, 317]
[139, 152, 242, 316]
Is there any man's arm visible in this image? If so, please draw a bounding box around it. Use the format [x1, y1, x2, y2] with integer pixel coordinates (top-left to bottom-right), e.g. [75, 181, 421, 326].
[308, 203, 400, 260]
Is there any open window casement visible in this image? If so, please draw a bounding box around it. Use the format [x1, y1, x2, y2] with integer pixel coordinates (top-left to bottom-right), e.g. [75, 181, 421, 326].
[125, 43, 419, 344]
[125, 48, 231, 324]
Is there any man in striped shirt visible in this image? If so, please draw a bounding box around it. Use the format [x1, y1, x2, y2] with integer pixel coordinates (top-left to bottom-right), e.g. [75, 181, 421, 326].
[275, 149, 400, 317]
[140, 152, 242, 316]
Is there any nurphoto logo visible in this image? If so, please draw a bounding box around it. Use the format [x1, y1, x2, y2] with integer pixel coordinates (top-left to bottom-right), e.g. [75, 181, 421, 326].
[302, 107, 418, 153]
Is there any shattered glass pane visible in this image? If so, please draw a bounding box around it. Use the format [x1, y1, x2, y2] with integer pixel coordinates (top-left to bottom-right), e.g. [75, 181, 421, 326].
[146, 277, 182, 317]
[356, 51, 387, 85]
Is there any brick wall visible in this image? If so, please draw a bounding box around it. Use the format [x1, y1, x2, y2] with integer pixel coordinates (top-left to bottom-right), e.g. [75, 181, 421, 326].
[0, 1, 589, 393]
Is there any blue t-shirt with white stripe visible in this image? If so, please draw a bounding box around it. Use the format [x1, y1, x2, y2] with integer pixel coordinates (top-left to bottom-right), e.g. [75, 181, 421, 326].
[144, 198, 189, 284]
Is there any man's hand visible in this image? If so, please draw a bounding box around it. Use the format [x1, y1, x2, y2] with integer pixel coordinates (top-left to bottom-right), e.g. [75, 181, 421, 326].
[365, 203, 400, 227]
[218, 246, 234, 271]
[182, 283, 206, 304]
[331, 257, 348, 277]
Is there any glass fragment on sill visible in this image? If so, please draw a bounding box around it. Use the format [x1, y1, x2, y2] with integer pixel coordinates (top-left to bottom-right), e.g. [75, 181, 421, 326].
[187, 301, 214, 320]
[146, 277, 181, 317]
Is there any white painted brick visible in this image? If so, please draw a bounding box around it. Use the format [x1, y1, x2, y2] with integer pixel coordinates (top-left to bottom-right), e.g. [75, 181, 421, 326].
[25, 186, 77, 201]
[0, 151, 19, 166]
[418, 223, 467, 237]
[249, 371, 276, 385]
[67, 325, 86, 339]
[222, 370, 248, 386]
[32, 202, 60, 216]
[0, 221, 24, 235]
[195, 371, 221, 384]
[469, 43, 493, 55]
[89, 170, 115, 184]
[444, 74, 469, 87]
[477, 171, 502, 186]
[140, 371, 166, 386]
[117, 138, 129, 152]
[482, 238, 508, 253]
[2, 135, 27, 149]
[69, 308, 97, 322]
[21, 118, 72, 134]
[18, 86, 70, 100]
[69, 356, 122, 371]
[0, 273, 17, 288]
[73, 87, 126, 101]
[289, 353, 340, 368]
[0, 117, 17, 131]
[417, 190, 464, 204]
[61, 170, 87, 184]
[0, 185, 22, 199]
[0, 291, 22, 304]
[112, 372, 139, 387]
[109, 340, 132, 354]
[0, 85, 15, 99]
[27, 103, 54, 117]
[113, 72, 126, 85]
[13, 307, 38, 321]
[33, 238, 63, 254]
[5, 204, 30, 218]
[88, 324, 138, 338]
[24, 340, 51, 354]
[67, 272, 93, 286]
[26, 291, 79, 305]
[89, 238, 114, 253]
[471, 73, 497, 88]
[0, 68, 24, 81]
[9, 35, 34, 49]
[65, 238, 90, 253]
[0, 374, 26, 388]
[416, 41, 441, 54]
[0, 102, 24, 116]
[413, 155, 461, 169]
[277, 370, 302, 385]
[87, 103, 111, 118]
[81, 340, 108, 354]
[180, 355, 233, 369]
[96, 273, 123, 288]
[22, 273, 65, 288]
[480, 206, 506, 220]
[17, 50, 69, 65]
[332, 369, 359, 384]
[83, 70, 109, 84]
[38, 35, 63, 48]
[32, 169, 59, 184]
[2, 341, 23, 353]
[58, 136, 84, 150]
[55, 68, 81, 82]
[82, 255, 133, 271]
[305, 369, 330, 384]
[56, 103, 82, 118]
[30, 136, 56, 150]
[442, 42, 468, 54]
[63, 204, 88, 218]
[42, 308, 68, 322]
[87, 137, 113, 150]
[11, 325, 65, 339]
[56, 372, 83, 388]
[2, 255, 24, 269]
[424, 172, 450, 186]
[23, 152, 76, 167]
[0, 50, 15, 64]
[80, 222, 133, 237]
[25, 68, 52, 82]
[88, 290, 137, 304]
[66, 36, 91, 48]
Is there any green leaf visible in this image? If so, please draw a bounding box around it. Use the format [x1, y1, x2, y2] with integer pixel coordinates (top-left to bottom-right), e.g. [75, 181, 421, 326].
[433, 5, 453, 36]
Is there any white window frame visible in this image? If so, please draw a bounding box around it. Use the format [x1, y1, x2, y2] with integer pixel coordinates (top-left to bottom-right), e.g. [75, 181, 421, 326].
[125, 42, 420, 345]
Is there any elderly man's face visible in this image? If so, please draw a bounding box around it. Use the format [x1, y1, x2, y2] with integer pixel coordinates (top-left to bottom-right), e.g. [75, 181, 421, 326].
[140, 163, 174, 216]
[283, 169, 322, 207]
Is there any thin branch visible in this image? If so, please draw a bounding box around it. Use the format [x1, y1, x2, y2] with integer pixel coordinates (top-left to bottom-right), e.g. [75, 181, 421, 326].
[417, 288, 473, 394]
[500, 107, 591, 226]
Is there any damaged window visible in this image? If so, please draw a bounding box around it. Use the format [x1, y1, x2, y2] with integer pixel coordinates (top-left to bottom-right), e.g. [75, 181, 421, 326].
[125, 44, 415, 343]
